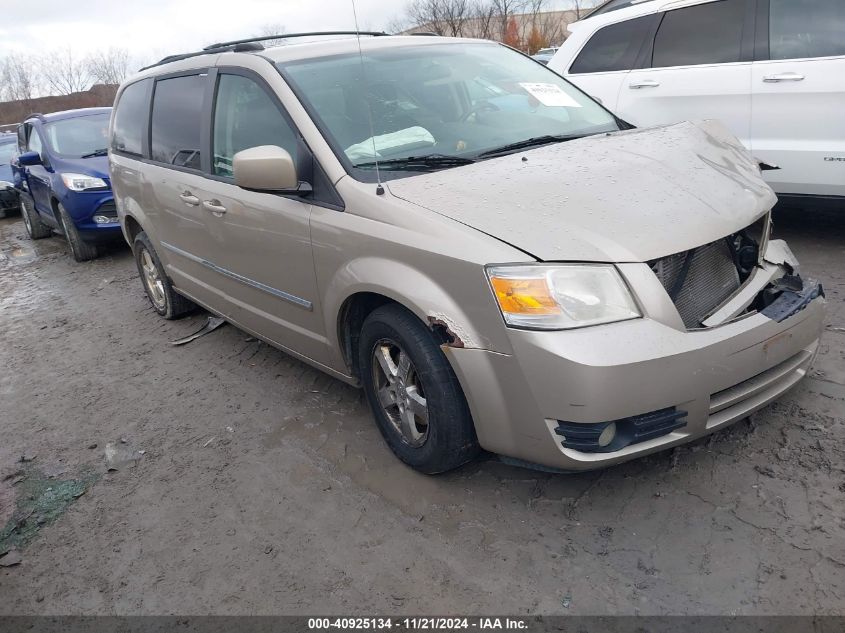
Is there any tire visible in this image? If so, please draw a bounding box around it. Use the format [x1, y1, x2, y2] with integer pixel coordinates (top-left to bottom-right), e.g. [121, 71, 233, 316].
[20, 195, 52, 239]
[56, 202, 99, 262]
[133, 231, 195, 319]
[358, 303, 480, 474]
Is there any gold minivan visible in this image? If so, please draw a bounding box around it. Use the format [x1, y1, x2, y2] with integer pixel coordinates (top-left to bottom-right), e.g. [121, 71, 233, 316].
[110, 33, 826, 473]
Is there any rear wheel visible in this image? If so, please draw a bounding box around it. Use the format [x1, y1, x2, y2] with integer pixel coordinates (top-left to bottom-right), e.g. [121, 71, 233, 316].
[358, 304, 480, 474]
[133, 231, 195, 319]
[56, 202, 99, 261]
[20, 195, 52, 239]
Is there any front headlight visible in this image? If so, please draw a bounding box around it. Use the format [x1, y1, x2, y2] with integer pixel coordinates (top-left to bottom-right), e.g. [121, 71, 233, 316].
[486, 264, 641, 330]
[61, 173, 107, 192]
[0, 180, 13, 189]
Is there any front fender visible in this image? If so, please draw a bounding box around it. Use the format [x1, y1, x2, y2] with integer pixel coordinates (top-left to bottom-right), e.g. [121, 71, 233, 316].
[322, 256, 510, 355]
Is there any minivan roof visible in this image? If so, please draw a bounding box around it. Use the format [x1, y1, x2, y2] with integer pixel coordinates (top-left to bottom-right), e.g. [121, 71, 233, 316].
[135, 34, 499, 78]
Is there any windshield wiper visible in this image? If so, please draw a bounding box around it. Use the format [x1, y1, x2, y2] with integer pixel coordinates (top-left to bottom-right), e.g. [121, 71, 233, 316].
[477, 134, 584, 159]
[354, 154, 476, 171]
[81, 148, 109, 158]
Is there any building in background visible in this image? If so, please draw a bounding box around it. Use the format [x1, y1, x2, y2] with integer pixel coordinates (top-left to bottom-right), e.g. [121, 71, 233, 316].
[0, 84, 118, 128]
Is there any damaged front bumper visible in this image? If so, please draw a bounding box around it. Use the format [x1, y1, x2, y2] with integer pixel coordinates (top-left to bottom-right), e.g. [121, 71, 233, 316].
[445, 239, 827, 471]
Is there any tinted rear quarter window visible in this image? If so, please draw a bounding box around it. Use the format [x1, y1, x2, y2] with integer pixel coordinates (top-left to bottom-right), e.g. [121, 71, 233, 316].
[652, 0, 744, 68]
[151, 74, 205, 169]
[769, 0, 845, 60]
[112, 80, 149, 156]
[570, 15, 653, 73]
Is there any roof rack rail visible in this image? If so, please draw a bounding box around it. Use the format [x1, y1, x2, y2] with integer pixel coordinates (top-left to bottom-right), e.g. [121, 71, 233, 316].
[203, 31, 389, 51]
[140, 43, 258, 71]
[23, 112, 46, 122]
[410, 32, 440, 36]
[140, 31, 389, 72]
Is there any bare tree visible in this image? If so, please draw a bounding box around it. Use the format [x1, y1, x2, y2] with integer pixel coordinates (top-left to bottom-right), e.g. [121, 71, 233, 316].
[470, 0, 497, 39]
[40, 48, 91, 95]
[86, 47, 131, 86]
[439, 0, 472, 36]
[254, 22, 287, 47]
[0, 54, 38, 104]
[490, 0, 528, 39]
[406, 0, 446, 35]
[405, 0, 474, 36]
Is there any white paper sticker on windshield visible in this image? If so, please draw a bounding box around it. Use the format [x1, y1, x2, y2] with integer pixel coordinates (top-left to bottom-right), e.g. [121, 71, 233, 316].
[519, 83, 582, 108]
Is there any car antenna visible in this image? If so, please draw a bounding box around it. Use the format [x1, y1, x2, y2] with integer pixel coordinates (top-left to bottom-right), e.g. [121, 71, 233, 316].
[351, 0, 384, 195]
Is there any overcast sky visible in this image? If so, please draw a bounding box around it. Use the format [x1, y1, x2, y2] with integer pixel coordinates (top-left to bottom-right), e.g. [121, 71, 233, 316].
[0, 0, 585, 66]
[0, 0, 407, 65]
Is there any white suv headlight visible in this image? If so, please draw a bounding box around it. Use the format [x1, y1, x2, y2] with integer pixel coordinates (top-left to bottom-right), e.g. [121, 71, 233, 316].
[487, 264, 641, 330]
[61, 173, 107, 191]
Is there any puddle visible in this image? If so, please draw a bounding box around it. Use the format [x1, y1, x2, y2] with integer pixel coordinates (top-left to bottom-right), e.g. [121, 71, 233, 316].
[0, 466, 99, 554]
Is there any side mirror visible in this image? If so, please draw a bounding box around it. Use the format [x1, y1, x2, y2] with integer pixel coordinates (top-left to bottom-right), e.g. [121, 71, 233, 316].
[18, 151, 41, 166]
[233, 145, 308, 194]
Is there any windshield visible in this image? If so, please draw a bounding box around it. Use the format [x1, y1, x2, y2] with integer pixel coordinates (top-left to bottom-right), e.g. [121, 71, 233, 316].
[44, 113, 111, 158]
[280, 42, 620, 179]
[0, 141, 15, 164]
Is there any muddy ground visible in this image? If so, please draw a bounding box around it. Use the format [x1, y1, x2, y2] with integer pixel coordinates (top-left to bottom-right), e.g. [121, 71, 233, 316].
[0, 206, 843, 616]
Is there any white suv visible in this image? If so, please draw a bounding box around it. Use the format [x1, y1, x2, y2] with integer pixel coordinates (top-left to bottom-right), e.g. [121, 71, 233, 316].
[549, 0, 845, 205]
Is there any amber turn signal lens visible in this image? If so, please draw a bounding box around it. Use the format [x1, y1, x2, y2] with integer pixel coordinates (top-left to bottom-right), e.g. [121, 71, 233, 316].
[490, 276, 561, 315]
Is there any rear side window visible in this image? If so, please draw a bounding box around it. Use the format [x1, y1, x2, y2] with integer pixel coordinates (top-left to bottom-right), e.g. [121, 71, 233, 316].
[112, 80, 149, 156]
[212, 74, 299, 177]
[570, 16, 653, 74]
[769, 0, 845, 60]
[151, 74, 205, 169]
[652, 0, 744, 68]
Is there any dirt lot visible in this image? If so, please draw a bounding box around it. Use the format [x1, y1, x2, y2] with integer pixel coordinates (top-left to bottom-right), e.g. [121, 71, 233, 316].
[0, 206, 843, 616]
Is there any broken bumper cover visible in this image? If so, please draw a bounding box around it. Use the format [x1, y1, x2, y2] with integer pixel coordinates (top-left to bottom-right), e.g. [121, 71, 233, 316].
[761, 276, 824, 323]
[446, 275, 826, 472]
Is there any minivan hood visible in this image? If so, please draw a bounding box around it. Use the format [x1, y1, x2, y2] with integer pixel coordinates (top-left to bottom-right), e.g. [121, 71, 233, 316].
[387, 120, 775, 263]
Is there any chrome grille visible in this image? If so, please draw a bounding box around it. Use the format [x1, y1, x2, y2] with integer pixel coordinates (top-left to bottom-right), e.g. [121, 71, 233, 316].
[650, 239, 741, 329]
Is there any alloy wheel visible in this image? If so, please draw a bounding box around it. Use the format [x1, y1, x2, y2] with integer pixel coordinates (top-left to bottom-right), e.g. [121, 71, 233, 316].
[140, 248, 166, 310]
[371, 338, 430, 447]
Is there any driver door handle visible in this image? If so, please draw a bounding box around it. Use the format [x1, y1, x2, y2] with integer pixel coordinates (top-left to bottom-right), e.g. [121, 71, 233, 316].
[629, 79, 660, 89]
[763, 72, 805, 83]
[202, 199, 227, 215]
[179, 191, 200, 206]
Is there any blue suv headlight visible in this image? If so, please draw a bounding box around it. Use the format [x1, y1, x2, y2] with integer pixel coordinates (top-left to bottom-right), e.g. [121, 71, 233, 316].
[60, 173, 108, 191]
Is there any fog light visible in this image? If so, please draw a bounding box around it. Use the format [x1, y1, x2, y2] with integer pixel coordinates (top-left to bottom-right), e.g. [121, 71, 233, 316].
[93, 215, 116, 224]
[598, 422, 616, 447]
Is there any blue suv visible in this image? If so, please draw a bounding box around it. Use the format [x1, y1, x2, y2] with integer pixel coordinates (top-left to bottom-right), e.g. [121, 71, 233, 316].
[15, 108, 121, 261]
[0, 132, 21, 218]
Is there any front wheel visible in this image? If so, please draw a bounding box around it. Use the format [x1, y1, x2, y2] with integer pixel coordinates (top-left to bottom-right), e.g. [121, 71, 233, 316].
[56, 202, 99, 261]
[358, 304, 480, 474]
